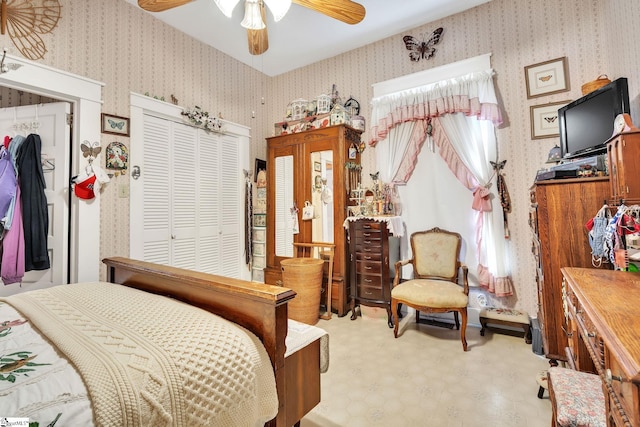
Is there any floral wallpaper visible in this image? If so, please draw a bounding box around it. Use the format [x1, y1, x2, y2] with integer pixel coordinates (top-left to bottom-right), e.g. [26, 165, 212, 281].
[0, 0, 637, 316]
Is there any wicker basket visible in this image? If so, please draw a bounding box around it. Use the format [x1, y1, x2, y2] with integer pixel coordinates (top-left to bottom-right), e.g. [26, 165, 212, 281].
[281, 258, 324, 325]
[581, 75, 611, 95]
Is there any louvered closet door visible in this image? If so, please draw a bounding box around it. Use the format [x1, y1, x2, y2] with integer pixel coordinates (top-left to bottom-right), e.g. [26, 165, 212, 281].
[140, 115, 172, 265]
[134, 114, 242, 278]
[216, 133, 240, 277]
[170, 122, 199, 270]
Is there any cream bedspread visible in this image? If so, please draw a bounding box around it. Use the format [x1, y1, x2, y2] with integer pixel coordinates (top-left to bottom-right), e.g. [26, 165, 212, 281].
[2, 282, 278, 427]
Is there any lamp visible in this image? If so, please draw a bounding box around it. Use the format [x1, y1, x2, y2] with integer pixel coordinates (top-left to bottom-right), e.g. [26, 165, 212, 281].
[216, 0, 293, 29]
[264, 0, 291, 22]
[213, 0, 241, 17]
[241, 0, 265, 30]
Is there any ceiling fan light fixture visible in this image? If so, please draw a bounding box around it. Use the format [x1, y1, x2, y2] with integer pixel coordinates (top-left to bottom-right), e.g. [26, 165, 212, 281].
[240, 0, 266, 30]
[263, 0, 291, 22]
[213, 0, 241, 17]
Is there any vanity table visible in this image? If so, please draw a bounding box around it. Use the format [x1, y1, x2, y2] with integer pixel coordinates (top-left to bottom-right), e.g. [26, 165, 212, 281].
[345, 216, 403, 327]
[561, 267, 640, 426]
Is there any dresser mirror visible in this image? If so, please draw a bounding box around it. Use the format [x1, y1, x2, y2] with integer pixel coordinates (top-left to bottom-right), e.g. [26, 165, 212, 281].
[274, 155, 294, 257]
[310, 150, 334, 243]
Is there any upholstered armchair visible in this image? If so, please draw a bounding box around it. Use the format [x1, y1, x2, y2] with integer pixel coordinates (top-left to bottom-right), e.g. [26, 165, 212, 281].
[391, 227, 469, 351]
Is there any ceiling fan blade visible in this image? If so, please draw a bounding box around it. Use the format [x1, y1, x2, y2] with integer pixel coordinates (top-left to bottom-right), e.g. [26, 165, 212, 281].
[247, 3, 269, 55]
[137, 0, 193, 12]
[292, 0, 365, 25]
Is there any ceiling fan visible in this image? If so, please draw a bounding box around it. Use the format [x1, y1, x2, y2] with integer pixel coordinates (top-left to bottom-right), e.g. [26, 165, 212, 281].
[137, 0, 366, 55]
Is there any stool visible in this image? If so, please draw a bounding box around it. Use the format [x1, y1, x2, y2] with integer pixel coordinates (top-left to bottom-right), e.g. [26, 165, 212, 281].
[536, 370, 548, 398]
[479, 307, 531, 343]
[548, 367, 606, 427]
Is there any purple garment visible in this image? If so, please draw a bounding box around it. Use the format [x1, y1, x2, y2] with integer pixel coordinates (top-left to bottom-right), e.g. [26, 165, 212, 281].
[2, 183, 25, 285]
[0, 146, 17, 223]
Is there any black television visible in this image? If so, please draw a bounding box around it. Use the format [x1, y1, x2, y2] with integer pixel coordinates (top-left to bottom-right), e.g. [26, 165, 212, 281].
[558, 77, 630, 159]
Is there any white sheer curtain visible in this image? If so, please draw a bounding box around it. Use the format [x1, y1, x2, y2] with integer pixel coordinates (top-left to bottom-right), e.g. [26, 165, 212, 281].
[434, 114, 512, 295]
[369, 64, 514, 296]
[375, 121, 418, 184]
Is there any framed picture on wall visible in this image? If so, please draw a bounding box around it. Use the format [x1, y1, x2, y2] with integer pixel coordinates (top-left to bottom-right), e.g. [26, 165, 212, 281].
[530, 101, 569, 139]
[524, 57, 570, 99]
[101, 113, 130, 136]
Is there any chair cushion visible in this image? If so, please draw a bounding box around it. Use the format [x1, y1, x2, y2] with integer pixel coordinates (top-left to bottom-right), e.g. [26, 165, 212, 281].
[391, 279, 468, 308]
[548, 367, 606, 427]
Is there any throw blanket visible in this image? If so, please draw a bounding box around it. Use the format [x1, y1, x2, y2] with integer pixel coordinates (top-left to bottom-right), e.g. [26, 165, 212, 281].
[2, 282, 278, 427]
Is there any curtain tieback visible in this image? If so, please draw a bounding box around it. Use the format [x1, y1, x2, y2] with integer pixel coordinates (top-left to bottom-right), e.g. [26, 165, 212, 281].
[472, 186, 491, 212]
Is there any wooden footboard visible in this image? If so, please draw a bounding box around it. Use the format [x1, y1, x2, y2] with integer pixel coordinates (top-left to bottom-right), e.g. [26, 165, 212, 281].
[103, 257, 296, 427]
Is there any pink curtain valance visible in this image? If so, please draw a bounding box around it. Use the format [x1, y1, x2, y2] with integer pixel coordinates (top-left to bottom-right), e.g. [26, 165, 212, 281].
[369, 70, 502, 146]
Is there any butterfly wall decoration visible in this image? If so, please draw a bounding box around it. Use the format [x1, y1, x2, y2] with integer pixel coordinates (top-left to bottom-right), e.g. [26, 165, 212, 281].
[81, 140, 101, 161]
[0, 0, 62, 61]
[402, 27, 443, 62]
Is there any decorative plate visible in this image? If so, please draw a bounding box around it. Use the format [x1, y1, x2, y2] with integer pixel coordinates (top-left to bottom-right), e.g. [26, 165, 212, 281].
[105, 141, 128, 171]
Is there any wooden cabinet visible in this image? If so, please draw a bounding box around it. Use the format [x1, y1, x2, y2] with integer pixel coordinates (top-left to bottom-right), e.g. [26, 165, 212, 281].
[562, 267, 640, 427]
[348, 218, 400, 328]
[265, 125, 362, 316]
[530, 177, 609, 364]
[607, 130, 640, 204]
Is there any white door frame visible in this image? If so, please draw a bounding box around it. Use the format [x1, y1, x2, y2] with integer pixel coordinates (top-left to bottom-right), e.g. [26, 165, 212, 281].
[0, 53, 105, 283]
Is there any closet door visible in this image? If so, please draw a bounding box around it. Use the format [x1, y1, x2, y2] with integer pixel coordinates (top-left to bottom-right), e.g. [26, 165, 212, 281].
[131, 113, 243, 278]
[138, 114, 172, 265]
[0, 102, 70, 294]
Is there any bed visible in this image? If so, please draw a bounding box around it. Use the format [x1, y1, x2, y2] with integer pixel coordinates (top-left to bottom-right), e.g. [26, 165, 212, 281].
[0, 257, 327, 427]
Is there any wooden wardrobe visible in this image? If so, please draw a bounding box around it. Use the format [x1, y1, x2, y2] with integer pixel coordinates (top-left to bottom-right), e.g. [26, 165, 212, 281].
[265, 125, 362, 316]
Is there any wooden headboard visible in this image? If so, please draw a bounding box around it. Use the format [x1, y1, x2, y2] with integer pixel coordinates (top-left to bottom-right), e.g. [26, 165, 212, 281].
[102, 257, 295, 427]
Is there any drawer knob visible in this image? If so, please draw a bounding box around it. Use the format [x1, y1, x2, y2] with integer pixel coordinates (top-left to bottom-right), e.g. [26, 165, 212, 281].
[605, 369, 623, 384]
[587, 332, 596, 338]
[364, 256, 372, 260]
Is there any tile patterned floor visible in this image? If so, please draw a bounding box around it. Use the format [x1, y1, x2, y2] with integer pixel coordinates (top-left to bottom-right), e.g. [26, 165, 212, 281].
[302, 308, 552, 427]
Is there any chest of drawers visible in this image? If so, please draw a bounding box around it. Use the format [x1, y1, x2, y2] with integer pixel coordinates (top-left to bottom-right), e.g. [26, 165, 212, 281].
[348, 218, 399, 328]
[562, 267, 640, 426]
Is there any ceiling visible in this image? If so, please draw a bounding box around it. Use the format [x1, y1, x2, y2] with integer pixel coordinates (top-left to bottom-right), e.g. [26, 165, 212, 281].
[126, 0, 490, 77]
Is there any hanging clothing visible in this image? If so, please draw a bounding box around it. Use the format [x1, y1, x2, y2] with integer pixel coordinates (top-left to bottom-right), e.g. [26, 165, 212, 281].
[2, 183, 25, 285]
[0, 146, 17, 229]
[4, 135, 26, 231]
[16, 133, 50, 271]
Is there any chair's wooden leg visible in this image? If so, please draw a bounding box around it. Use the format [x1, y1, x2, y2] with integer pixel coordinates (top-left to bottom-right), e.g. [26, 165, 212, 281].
[392, 298, 400, 338]
[460, 309, 468, 351]
[454, 311, 460, 330]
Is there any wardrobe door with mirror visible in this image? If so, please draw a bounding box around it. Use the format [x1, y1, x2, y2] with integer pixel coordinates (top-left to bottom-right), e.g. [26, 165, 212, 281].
[265, 125, 362, 316]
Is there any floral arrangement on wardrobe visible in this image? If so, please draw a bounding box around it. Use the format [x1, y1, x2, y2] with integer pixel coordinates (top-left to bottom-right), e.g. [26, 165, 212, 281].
[181, 106, 224, 133]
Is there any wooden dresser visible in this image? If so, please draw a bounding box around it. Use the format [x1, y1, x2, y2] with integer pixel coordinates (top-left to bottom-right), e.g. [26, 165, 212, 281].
[607, 130, 640, 205]
[561, 267, 640, 426]
[347, 217, 401, 328]
[530, 177, 609, 364]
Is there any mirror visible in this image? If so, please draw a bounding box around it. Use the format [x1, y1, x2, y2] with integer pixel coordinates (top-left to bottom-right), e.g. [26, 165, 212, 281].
[274, 155, 294, 257]
[310, 150, 334, 243]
